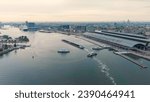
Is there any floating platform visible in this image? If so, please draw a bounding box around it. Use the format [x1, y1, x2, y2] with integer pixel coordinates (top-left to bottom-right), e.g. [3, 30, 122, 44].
[58, 48, 70, 53]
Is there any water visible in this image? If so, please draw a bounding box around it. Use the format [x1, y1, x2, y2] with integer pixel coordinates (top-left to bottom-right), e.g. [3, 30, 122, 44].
[0, 28, 150, 85]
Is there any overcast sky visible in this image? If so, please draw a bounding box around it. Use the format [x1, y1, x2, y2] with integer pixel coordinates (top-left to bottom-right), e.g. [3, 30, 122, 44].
[0, 0, 150, 22]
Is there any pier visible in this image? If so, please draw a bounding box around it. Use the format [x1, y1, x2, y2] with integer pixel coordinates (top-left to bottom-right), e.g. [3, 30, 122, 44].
[114, 51, 131, 54]
[62, 39, 84, 49]
[113, 52, 147, 68]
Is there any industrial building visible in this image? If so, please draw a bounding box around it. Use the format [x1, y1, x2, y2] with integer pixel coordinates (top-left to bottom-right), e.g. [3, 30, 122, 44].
[83, 31, 150, 51]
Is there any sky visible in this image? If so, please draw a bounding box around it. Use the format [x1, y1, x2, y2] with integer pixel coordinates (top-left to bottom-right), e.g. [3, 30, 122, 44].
[0, 0, 150, 22]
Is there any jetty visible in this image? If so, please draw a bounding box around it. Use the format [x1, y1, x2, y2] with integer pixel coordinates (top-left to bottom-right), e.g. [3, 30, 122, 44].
[113, 51, 147, 68]
[62, 39, 84, 49]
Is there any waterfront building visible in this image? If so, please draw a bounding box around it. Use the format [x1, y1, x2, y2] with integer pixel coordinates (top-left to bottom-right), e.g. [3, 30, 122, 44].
[26, 21, 35, 27]
[25, 21, 38, 31]
[20, 21, 38, 31]
[83, 30, 150, 51]
[75, 26, 86, 33]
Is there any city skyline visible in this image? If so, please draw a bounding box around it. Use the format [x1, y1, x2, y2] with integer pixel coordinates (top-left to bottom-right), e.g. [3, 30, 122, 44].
[0, 0, 150, 22]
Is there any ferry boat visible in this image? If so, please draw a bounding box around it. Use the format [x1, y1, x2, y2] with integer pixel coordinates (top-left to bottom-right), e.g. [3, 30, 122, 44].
[87, 52, 97, 57]
[62, 39, 85, 49]
[20, 26, 28, 31]
[58, 48, 70, 53]
[39, 30, 52, 33]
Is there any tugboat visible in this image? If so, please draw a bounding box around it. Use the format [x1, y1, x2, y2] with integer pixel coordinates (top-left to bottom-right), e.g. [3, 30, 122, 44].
[58, 48, 70, 53]
[87, 52, 97, 57]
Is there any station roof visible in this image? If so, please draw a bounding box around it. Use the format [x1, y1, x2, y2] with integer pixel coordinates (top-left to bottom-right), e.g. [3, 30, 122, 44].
[95, 31, 150, 43]
[101, 30, 147, 39]
[83, 32, 147, 48]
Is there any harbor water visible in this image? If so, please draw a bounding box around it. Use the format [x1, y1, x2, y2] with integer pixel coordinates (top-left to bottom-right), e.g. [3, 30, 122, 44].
[0, 28, 150, 85]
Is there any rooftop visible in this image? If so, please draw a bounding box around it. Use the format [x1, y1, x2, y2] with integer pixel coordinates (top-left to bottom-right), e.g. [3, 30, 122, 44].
[83, 32, 148, 48]
[95, 31, 150, 43]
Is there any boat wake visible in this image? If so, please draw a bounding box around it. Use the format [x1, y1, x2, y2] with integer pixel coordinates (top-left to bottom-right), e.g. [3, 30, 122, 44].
[84, 48, 116, 85]
[84, 48, 91, 53]
[93, 58, 117, 85]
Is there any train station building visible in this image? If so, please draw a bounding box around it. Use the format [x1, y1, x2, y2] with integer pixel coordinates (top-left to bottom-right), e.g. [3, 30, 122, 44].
[83, 31, 150, 51]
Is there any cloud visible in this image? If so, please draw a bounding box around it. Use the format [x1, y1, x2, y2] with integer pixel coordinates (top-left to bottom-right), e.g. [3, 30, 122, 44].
[0, 0, 149, 21]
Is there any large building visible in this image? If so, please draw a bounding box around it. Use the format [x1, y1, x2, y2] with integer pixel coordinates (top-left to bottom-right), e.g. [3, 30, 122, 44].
[83, 31, 150, 51]
[25, 21, 38, 31]
[20, 21, 38, 31]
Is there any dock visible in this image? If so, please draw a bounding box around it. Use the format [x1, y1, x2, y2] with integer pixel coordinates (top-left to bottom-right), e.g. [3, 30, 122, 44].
[114, 52, 147, 68]
[0, 45, 31, 55]
[62, 39, 84, 49]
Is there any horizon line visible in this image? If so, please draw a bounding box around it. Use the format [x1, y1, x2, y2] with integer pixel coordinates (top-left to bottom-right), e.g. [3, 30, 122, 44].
[1, 21, 150, 23]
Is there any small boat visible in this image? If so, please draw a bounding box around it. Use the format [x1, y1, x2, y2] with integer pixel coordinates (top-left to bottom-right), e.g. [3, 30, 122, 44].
[39, 30, 52, 33]
[92, 47, 102, 50]
[32, 56, 34, 59]
[79, 45, 84, 49]
[58, 48, 70, 53]
[87, 52, 97, 57]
